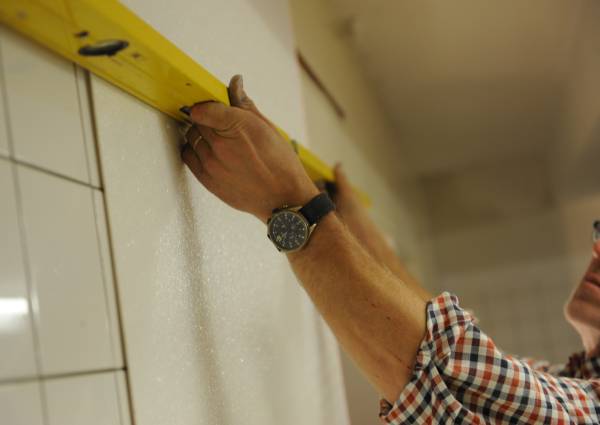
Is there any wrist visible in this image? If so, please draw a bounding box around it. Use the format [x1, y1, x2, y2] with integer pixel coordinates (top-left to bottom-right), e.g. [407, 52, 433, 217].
[259, 184, 320, 223]
[286, 212, 340, 261]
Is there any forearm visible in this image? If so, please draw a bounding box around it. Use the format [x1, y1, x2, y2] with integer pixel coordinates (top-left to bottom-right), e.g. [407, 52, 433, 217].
[287, 213, 427, 402]
[341, 211, 432, 301]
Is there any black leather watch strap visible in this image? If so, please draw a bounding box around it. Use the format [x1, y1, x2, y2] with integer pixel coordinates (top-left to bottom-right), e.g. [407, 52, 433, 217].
[299, 192, 335, 226]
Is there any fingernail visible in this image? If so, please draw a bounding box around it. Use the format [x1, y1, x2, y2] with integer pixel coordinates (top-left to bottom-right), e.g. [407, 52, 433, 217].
[236, 75, 249, 101]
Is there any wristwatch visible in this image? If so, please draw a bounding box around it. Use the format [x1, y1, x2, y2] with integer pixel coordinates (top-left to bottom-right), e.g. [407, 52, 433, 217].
[267, 192, 335, 252]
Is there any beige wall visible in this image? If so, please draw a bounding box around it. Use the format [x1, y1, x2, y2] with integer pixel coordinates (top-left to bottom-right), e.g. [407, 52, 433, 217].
[290, 1, 434, 424]
[428, 0, 600, 364]
[291, 0, 600, 423]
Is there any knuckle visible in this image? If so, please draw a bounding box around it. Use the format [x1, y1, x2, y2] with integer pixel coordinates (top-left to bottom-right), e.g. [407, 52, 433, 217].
[210, 139, 228, 157]
[202, 156, 219, 174]
[215, 109, 250, 137]
[210, 138, 237, 157]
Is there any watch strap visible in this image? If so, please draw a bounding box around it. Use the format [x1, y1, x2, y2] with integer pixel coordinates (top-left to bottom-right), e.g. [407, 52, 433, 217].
[299, 192, 335, 226]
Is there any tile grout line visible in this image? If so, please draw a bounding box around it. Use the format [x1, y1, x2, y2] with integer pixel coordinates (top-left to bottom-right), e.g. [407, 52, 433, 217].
[0, 154, 102, 191]
[0, 367, 127, 386]
[83, 70, 138, 425]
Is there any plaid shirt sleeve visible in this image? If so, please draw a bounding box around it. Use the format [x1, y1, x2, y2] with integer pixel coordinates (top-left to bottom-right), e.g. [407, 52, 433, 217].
[379, 293, 600, 424]
[518, 353, 600, 380]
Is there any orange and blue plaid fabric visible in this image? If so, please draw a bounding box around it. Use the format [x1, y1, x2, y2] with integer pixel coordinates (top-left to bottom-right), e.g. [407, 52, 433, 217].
[379, 293, 600, 424]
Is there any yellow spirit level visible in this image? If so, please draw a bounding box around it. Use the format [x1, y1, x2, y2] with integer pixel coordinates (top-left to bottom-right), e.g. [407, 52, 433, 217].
[0, 0, 370, 206]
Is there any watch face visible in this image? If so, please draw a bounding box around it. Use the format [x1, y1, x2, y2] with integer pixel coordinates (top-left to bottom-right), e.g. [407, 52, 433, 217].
[268, 210, 310, 252]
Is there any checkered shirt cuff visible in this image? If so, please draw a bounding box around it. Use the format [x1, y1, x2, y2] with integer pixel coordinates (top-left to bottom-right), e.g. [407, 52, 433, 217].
[379, 292, 600, 424]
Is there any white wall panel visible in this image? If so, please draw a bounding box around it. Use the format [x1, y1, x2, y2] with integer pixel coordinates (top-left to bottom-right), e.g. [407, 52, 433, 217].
[120, 0, 307, 143]
[0, 158, 37, 380]
[91, 1, 349, 424]
[18, 166, 120, 374]
[0, 27, 91, 183]
[0, 381, 45, 425]
[45, 372, 128, 425]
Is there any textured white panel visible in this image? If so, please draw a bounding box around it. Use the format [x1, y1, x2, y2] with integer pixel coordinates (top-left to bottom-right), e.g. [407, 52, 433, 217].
[45, 372, 128, 425]
[121, 0, 307, 143]
[90, 2, 348, 424]
[18, 166, 120, 374]
[0, 158, 37, 379]
[0, 381, 44, 425]
[0, 27, 91, 183]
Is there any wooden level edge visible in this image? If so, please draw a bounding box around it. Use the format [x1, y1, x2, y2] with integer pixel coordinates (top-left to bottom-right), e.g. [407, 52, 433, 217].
[0, 0, 371, 206]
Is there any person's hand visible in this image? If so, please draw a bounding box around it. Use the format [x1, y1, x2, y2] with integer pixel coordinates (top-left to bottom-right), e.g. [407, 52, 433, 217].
[181, 75, 319, 222]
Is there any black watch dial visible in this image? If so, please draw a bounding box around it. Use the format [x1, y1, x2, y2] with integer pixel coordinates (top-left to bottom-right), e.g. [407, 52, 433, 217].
[267, 210, 310, 252]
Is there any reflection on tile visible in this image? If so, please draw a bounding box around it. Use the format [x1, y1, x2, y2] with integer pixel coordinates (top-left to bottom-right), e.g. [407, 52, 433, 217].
[0, 27, 90, 183]
[18, 166, 117, 374]
[0, 159, 37, 379]
[0, 381, 45, 425]
[45, 371, 126, 425]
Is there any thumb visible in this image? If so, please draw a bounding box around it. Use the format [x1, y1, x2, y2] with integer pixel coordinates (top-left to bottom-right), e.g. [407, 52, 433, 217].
[228, 75, 260, 115]
[227, 75, 279, 132]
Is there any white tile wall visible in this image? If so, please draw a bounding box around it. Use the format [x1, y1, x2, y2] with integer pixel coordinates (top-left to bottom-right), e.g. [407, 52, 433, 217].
[0, 26, 92, 183]
[0, 381, 45, 425]
[18, 166, 120, 374]
[45, 372, 130, 425]
[0, 25, 131, 425]
[0, 72, 9, 157]
[0, 158, 37, 380]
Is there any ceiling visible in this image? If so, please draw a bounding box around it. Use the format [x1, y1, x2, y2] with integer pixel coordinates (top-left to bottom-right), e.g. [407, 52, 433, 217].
[329, 0, 585, 178]
[323, 0, 596, 234]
